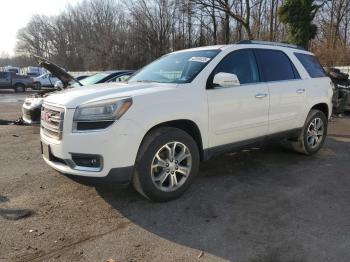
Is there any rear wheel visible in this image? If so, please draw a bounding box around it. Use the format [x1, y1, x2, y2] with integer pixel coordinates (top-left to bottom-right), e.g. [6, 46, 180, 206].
[13, 84, 25, 93]
[287, 109, 328, 155]
[133, 127, 200, 202]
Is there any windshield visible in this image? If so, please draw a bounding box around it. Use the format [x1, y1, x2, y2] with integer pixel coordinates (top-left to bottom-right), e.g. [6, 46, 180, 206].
[71, 72, 109, 87]
[128, 50, 220, 84]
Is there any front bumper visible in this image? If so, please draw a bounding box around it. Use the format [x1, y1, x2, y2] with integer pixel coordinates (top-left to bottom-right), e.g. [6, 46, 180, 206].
[41, 105, 145, 184]
[42, 155, 134, 185]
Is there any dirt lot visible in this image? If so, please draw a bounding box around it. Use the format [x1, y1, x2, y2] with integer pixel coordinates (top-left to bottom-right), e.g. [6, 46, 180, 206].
[0, 90, 350, 262]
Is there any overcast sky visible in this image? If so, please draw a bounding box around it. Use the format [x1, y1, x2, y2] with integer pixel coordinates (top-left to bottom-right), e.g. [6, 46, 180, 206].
[0, 0, 81, 56]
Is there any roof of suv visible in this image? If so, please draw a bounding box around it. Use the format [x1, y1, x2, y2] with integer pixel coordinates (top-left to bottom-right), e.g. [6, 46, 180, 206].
[174, 41, 313, 55]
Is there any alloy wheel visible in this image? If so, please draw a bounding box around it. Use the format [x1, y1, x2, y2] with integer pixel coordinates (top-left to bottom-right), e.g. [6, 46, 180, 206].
[151, 141, 192, 192]
[306, 117, 324, 149]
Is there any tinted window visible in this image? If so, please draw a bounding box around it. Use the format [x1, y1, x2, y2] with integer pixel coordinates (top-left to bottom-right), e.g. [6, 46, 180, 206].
[213, 49, 260, 85]
[294, 53, 326, 78]
[256, 49, 299, 81]
[0, 72, 7, 78]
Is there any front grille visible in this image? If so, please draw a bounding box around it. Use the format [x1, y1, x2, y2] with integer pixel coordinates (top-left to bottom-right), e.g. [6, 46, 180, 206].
[41, 104, 65, 140]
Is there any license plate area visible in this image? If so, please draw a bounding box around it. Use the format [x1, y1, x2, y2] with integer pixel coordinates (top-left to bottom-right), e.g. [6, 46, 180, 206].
[41, 142, 51, 160]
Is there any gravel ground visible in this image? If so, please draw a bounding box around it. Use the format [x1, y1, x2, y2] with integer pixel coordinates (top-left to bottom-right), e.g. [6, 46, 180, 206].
[0, 90, 350, 262]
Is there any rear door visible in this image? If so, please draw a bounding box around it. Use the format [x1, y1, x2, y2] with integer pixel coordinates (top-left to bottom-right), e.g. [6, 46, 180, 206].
[207, 49, 269, 147]
[255, 49, 306, 134]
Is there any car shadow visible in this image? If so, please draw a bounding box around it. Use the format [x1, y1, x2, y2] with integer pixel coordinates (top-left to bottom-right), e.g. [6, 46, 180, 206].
[94, 137, 350, 261]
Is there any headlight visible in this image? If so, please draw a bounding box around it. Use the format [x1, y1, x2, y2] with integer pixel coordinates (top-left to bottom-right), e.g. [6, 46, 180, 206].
[73, 97, 132, 123]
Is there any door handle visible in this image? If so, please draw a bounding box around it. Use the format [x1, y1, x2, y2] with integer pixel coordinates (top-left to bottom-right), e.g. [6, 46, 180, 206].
[296, 88, 305, 94]
[255, 93, 268, 99]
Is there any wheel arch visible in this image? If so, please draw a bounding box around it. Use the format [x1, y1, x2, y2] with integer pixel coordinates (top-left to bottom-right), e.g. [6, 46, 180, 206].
[13, 82, 25, 87]
[311, 103, 329, 119]
[142, 119, 204, 161]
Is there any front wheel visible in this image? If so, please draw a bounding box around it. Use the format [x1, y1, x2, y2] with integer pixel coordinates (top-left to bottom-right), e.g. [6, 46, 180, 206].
[133, 127, 200, 202]
[288, 109, 328, 155]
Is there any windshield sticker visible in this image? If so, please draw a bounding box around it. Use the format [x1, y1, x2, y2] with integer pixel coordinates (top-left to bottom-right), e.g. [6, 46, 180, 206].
[189, 57, 211, 63]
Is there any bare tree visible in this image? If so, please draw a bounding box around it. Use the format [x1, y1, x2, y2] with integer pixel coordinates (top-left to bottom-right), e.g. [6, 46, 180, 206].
[13, 0, 350, 69]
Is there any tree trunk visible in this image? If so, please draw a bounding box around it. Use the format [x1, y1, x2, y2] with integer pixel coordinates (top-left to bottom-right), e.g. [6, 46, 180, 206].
[269, 0, 275, 41]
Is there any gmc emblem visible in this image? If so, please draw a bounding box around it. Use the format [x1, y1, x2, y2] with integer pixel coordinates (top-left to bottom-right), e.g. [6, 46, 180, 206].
[41, 111, 52, 123]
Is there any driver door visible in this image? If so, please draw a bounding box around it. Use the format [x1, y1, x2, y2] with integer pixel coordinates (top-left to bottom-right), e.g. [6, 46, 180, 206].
[207, 49, 269, 148]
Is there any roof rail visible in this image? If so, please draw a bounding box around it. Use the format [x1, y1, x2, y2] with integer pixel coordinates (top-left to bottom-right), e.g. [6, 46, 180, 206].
[236, 40, 305, 50]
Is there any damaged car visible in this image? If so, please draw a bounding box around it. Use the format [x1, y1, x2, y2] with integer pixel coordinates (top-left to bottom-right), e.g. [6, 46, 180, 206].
[327, 68, 350, 114]
[22, 57, 134, 124]
[22, 57, 83, 124]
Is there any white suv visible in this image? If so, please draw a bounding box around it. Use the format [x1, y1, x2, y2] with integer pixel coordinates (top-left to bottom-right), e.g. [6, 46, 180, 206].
[40, 41, 333, 201]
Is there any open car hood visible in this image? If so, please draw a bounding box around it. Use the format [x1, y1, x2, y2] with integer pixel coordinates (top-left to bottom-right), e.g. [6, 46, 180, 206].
[34, 56, 81, 88]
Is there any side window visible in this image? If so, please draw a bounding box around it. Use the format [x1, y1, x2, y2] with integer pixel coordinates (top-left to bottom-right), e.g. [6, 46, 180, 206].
[294, 53, 326, 78]
[256, 49, 299, 82]
[0, 72, 7, 78]
[212, 49, 260, 86]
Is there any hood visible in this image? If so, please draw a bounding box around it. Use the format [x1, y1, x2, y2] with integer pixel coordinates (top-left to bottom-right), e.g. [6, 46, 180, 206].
[34, 56, 81, 88]
[44, 82, 177, 108]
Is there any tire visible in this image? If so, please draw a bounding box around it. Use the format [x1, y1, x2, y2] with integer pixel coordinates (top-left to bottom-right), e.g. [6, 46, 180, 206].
[132, 127, 200, 202]
[33, 82, 42, 90]
[287, 109, 328, 155]
[13, 84, 25, 93]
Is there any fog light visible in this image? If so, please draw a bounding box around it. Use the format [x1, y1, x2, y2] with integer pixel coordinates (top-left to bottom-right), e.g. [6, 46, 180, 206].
[71, 154, 102, 169]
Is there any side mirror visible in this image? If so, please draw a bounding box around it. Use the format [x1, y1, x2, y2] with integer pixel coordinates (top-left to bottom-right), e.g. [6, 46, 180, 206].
[213, 72, 240, 88]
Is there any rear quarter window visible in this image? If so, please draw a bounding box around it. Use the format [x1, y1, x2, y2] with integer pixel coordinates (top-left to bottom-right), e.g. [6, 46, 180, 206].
[255, 49, 300, 82]
[294, 53, 326, 78]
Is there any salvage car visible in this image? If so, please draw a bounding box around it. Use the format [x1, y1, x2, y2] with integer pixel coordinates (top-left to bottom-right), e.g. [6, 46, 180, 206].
[40, 41, 333, 202]
[0, 71, 33, 92]
[22, 57, 83, 124]
[327, 68, 350, 113]
[22, 58, 134, 124]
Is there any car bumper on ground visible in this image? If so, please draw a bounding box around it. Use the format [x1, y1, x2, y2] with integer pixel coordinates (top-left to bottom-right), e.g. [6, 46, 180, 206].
[22, 104, 42, 124]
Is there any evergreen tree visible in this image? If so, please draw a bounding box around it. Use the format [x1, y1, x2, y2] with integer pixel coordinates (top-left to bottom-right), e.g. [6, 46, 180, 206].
[278, 0, 324, 49]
